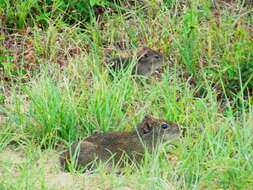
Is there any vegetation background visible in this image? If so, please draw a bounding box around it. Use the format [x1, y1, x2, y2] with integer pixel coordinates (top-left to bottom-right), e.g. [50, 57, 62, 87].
[0, 0, 252, 189]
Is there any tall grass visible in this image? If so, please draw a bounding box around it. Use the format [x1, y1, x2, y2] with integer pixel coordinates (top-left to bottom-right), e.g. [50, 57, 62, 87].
[25, 77, 78, 145]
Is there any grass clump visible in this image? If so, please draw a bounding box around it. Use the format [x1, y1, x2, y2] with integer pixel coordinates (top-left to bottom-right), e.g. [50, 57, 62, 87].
[25, 77, 78, 145]
[0, 0, 121, 29]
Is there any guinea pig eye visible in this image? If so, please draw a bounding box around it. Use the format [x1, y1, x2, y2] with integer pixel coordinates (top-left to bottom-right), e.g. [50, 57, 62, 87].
[154, 55, 160, 59]
[161, 123, 169, 129]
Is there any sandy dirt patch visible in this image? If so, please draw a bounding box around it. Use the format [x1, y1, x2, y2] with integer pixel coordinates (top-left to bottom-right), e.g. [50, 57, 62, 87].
[0, 147, 136, 190]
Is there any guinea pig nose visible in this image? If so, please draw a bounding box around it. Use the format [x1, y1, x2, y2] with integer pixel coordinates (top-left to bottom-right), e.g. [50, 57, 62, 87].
[161, 123, 169, 129]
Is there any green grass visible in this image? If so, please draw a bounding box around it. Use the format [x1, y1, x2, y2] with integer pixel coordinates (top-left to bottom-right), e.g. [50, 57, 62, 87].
[0, 0, 253, 189]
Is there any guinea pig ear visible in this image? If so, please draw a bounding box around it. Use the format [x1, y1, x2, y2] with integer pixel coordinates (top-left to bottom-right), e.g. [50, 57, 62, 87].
[142, 123, 152, 134]
[144, 114, 152, 120]
[142, 46, 150, 51]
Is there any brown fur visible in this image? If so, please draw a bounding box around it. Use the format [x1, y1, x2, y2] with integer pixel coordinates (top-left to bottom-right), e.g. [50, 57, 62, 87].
[60, 115, 180, 170]
[109, 47, 164, 76]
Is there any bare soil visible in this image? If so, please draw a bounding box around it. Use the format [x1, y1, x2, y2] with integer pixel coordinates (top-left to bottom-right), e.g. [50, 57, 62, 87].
[0, 147, 137, 190]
